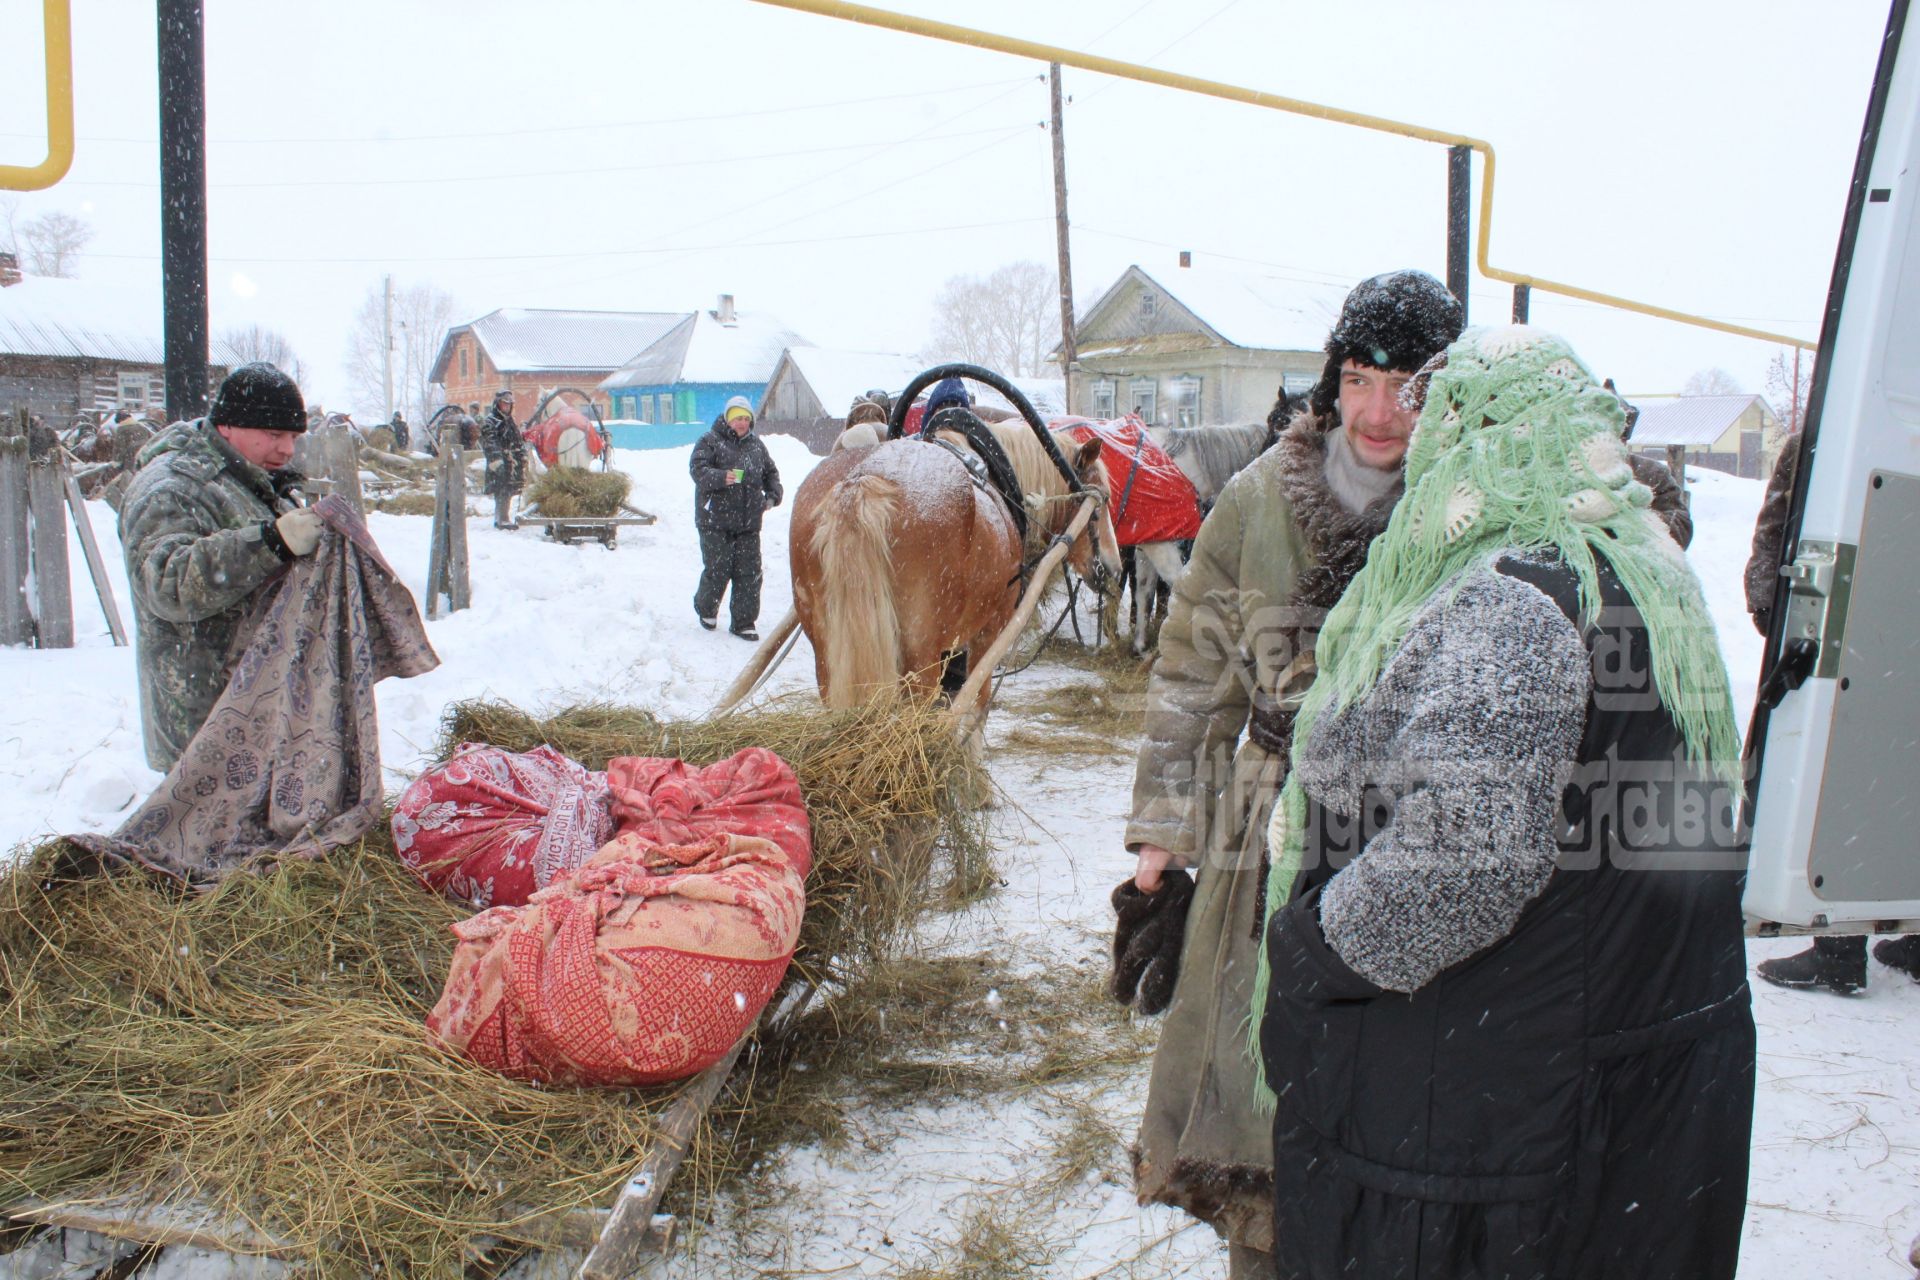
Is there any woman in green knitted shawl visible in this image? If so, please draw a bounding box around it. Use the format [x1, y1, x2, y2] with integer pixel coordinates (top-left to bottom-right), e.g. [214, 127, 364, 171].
[1250, 326, 1754, 1280]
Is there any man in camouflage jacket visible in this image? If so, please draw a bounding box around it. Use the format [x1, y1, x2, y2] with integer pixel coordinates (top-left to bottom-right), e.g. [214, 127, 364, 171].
[119, 363, 325, 771]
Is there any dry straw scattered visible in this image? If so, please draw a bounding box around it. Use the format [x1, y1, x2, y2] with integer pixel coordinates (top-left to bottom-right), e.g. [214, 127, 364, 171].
[0, 694, 991, 1276]
[523, 468, 632, 519]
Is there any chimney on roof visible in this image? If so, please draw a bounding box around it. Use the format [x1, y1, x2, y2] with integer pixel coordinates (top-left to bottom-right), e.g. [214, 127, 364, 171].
[1178, 251, 1191, 268]
[716, 293, 737, 325]
[0, 252, 20, 287]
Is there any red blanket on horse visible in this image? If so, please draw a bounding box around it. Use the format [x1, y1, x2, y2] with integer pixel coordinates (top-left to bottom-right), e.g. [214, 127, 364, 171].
[522, 409, 607, 468]
[1058, 417, 1201, 545]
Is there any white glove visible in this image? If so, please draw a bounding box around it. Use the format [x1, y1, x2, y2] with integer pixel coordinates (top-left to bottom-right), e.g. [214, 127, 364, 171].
[275, 508, 324, 557]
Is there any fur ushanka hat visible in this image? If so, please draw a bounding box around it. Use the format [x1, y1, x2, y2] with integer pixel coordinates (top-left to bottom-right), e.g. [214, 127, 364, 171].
[1308, 270, 1466, 418]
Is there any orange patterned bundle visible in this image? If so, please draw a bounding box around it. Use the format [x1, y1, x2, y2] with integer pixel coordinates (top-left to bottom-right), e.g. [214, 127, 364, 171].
[428, 829, 808, 1086]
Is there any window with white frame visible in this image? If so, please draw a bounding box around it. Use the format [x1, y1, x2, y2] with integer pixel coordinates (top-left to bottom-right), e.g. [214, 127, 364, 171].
[634, 394, 651, 424]
[117, 371, 148, 410]
[1139, 292, 1157, 320]
[1173, 375, 1202, 428]
[1130, 377, 1157, 424]
[1283, 372, 1317, 397]
[1092, 379, 1115, 419]
[658, 393, 676, 423]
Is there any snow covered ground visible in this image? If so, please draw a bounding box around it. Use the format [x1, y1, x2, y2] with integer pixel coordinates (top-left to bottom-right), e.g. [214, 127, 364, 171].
[1, 448, 1914, 1277]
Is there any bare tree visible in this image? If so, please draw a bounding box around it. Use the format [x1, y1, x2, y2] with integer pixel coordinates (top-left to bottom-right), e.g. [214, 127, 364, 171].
[1681, 367, 1744, 396]
[220, 324, 308, 387]
[0, 196, 19, 257]
[924, 261, 1060, 378]
[344, 279, 459, 423]
[1765, 347, 1813, 435]
[18, 209, 92, 278]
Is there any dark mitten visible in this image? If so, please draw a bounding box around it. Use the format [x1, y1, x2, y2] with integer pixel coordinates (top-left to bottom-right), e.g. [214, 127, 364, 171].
[1109, 868, 1195, 1015]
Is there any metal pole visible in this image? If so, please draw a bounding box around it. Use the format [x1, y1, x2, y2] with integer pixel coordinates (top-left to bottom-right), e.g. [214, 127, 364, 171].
[382, 274, 395, 423]
[1049, 64, 1077, 411]
[1447, 143, 1470, 326]
[1512, 282, 1531, 324]
[157, 0, 209, 421]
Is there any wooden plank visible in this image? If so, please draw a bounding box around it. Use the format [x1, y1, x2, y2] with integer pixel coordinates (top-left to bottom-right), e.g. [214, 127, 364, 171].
[575, 1038, 748, 1280]
[0, 416, 32, 647]
[60, 461, 128, 645]
[316, 425, 365, 518]
[425, 444, 450, 621]
[27, 460, 73, 647]
[515, 516, 655, 529]
[5, 1194, 662, 1262]
[948, 495, 1099, 738]
[711, 609, 800, 715]
[448, 449, 470, 611]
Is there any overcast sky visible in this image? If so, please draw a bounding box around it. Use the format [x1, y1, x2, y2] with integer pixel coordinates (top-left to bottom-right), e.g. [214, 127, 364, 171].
[0, 0, 1892, 412]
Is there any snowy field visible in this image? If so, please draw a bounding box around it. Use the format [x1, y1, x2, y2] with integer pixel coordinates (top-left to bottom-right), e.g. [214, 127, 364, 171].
[0, 445, 1914, 1277]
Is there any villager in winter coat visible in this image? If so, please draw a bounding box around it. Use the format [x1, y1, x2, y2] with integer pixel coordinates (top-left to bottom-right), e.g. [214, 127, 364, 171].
[481, 390, 529, 526]
[1123, 270, 1464, 1275]
[119, 364, 324, 771]
[691, 396, 783, 638]
[1259, 327, 1753, 1280]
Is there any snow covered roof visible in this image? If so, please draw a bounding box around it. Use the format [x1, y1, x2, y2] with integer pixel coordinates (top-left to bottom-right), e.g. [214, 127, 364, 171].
[600, 308, 811, 391]
[775, 347, 928, 415]
[1629, 394, 1774, 447]
[1070, 264, 1343, 355]
[0, 276, 247, 366]
[431, 308, 686, 382]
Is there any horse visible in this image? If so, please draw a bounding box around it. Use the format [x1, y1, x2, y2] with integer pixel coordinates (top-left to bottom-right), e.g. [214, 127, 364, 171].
[1098, 420, 1277, 655]
[790, 419, 1123, 721]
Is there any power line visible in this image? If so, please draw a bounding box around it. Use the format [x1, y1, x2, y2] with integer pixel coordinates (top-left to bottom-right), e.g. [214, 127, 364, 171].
[83, 214, 1052, 267]
[0, 76, 1036, 146]
[55, 124, 1029, 191]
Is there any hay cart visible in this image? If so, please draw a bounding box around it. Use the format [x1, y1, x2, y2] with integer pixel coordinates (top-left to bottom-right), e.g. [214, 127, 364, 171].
[516, 387, 657, 548]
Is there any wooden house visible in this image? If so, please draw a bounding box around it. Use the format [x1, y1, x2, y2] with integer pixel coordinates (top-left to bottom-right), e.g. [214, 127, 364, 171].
[0, 256, 241, 424]
[1055, 263, 1339, 426]
[430, 307, 686, 419]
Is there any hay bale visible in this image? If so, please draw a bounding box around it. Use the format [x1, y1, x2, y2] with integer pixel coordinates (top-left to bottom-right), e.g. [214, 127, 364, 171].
[0, 837, 673, 1277]
[368, 490, 438, 516]
[525, 468, 630, 519]
[366, 426, 396, 452]
[0, 696, 990, 1273]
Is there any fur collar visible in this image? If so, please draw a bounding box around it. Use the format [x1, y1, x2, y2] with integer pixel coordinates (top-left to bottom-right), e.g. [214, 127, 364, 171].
[1270, 410, 1403, 612]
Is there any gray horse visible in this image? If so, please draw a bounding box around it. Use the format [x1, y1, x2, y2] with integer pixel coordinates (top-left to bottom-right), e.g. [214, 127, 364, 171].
[1126, 419, 1275, 654]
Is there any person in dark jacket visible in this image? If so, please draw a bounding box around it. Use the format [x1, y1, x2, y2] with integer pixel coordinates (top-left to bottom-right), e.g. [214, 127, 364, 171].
[1258, 327, 1754, 1280]
[481, 389, 528, 528]
[119, 363, 326, 770]
[1744, 441, 1920, 992]
[690, 395, 782, 640]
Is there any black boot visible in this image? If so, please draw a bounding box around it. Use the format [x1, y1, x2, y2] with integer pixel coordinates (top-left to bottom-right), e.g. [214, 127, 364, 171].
[1872, 935, 1920, 980]
[1757, 935, 1868, 995]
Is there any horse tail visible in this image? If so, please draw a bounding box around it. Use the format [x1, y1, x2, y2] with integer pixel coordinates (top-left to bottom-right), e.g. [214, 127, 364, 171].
[810, 472, 903, 708]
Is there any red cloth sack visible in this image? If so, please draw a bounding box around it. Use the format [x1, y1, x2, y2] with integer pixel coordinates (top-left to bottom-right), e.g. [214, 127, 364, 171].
[427, 829, 809, 1086]
[522, 409, 608, 469]
[391, 744, 613, 909]
[426, 747, 813, 1087]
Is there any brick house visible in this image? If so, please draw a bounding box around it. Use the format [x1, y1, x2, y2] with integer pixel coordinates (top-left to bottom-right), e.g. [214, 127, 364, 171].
[0, 254, 240, 425]
[429, 307, 687, 419]
[1054, 263, 1338, 426]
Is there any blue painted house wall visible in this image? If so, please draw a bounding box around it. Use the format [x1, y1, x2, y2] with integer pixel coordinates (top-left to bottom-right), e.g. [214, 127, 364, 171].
[604, 381, 764, 427]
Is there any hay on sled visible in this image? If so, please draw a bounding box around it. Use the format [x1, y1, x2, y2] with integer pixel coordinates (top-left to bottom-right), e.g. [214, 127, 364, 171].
[524, 468, 631, 519]
[0, 696, 988, 1276]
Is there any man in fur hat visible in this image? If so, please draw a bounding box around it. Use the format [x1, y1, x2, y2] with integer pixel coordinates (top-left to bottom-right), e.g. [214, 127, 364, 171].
[119, 363, 324, 771]
[1118, 270, 1465, 1277]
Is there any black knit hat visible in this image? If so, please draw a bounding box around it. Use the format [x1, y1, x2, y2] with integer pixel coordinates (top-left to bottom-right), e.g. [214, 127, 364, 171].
[1308, 270, 1465, 417]
[209, 362, 307, 432]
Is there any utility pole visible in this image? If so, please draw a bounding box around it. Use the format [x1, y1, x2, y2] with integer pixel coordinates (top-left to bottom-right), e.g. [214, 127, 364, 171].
[382, 274, 396, 424]
[157, 0, 209, 420]
[1049, 64, 1077, 413]
[1447, 144, 1471, 326]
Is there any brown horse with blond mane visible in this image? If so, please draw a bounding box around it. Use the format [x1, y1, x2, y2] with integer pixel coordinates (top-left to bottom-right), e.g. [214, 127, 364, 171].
[790, 419, 1122, 721]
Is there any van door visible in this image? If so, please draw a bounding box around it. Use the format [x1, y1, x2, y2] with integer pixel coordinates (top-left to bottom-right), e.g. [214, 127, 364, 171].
[1744, 0, 1920, 933]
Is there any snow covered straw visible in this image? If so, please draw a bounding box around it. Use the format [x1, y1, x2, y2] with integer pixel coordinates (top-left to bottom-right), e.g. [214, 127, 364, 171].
[1248, 325, 1741, 1105]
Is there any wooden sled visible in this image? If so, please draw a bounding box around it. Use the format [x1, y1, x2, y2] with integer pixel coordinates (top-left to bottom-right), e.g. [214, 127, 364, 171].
[517, 503, 659, 549]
